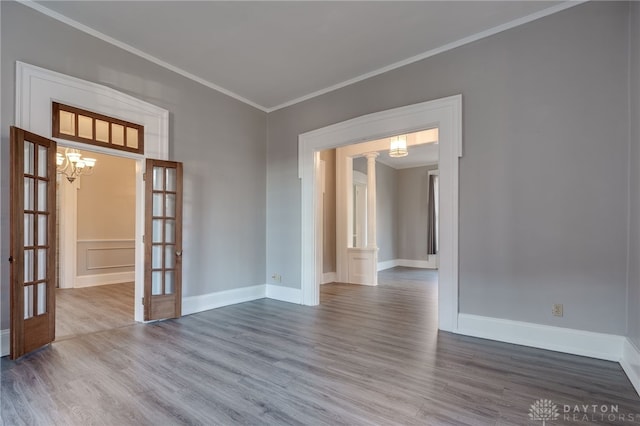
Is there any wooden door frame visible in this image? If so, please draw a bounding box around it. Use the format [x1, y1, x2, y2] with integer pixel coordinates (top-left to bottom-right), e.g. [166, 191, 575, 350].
[6, 62, 169, 338]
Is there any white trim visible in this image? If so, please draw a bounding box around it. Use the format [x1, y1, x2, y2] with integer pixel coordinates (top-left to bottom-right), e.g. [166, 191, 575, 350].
[181, 284, 303, 316]
[299, 95, 461, 332]
[58, 176, 78, 289]
[321, 272, 336, 284]
[377, 259, 438, 271]
[182, 285, 266, 316]
[17, 0, 583, 113]
[74, 271, 135, 288]
[398, 258, 438, 269]
[0, 329, 9, 357]
[621, 339, 640, 396]
[268, 2, 585, 112]
[377, 259, 398, 271]
[266, 284, 302, 304]
[76, 239, 136, 243]
[15, 62, 169, 323]
[16, 0, 267, 113]
[315, 155, 324, 291]
[457, 313, 625, 362]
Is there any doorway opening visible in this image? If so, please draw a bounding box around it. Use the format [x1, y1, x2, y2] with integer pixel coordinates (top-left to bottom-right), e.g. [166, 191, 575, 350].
[298, 95, 461, 332]
[55, 147, 137, 340]
[317, 129, 440, 302]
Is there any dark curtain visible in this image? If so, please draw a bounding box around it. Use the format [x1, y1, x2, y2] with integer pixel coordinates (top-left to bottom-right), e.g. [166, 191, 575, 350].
[427, 174, 437, 255]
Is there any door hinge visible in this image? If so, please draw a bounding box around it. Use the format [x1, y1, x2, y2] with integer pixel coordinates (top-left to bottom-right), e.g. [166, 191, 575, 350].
[142, 235, 145, 243]
[143, 172, 146, 181]
[142, 297, 145, 306]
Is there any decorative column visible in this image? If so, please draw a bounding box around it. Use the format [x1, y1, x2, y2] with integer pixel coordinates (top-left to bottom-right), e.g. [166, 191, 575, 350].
[364, 152, 378, 250]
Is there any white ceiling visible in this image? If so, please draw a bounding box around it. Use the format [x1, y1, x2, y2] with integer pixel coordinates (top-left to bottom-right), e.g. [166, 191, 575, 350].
[32, 1, 569, 111]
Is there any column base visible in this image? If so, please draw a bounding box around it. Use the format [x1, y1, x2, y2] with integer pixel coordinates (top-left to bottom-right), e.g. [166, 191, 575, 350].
[347, 247, 378, 286]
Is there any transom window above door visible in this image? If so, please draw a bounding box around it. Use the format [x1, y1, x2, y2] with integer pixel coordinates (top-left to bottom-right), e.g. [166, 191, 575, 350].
[52, 102, 144, 154]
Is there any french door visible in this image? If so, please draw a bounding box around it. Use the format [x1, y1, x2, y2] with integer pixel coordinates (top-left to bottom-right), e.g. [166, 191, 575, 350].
[144, 159, 183, 320]
[10, 127, 57, 359]
[9, 127, 184, 359]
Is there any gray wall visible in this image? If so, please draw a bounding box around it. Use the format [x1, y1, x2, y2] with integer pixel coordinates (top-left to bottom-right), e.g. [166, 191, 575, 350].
[267, 2, 630, 334]
[1, 2, 267, 329]
[353, 157, 367, 175]
[628, 2, 640, 348]
[375, 162, 398, 262]
[397, 165, 438, 261]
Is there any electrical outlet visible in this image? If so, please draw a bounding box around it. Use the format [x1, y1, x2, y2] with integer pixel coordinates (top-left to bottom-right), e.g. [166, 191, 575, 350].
[552, 303, 563, 317]
[271, 273, 282, 283]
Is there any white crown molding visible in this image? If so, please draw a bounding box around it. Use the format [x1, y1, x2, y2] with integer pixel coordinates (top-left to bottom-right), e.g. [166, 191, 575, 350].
[267, 1, 587, 112]
[17, 0, 585, 113]
[16, 0, 268, 113]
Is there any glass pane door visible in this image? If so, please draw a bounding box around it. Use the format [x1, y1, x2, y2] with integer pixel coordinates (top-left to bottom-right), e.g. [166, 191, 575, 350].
[145, 159, 182, 321]
[10, 127, 56, 359]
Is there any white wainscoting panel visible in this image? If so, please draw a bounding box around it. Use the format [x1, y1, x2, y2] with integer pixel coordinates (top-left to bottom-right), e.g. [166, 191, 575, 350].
[77, 239, 135, 276]
[457, 313, 625, 362]
[182, 285, 266, 316]
[266, 285, 302, 304]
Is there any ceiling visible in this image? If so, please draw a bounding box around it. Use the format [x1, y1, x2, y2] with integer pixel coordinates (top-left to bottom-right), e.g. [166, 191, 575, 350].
[32, 1, 569, 111]
[362, 129, 439, 169]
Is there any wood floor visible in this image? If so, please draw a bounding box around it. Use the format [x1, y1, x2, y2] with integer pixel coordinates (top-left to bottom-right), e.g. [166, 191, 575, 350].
[55, 282, 135, 340]
[2, 267, 639, 425]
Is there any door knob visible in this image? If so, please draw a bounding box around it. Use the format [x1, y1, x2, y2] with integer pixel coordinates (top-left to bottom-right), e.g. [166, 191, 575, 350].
[176, 250, 182, 257]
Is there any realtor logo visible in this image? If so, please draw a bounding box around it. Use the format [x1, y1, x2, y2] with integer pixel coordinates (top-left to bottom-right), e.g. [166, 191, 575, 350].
[529, 399, 560, 425]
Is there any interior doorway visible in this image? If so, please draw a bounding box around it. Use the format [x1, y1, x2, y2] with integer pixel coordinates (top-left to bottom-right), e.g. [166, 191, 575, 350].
[317, 130, 440, 297]
[55, 147, 137, 340]
[298, 95, 461, 332]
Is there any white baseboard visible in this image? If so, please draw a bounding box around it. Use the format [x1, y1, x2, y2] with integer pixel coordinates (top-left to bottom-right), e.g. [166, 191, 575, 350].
[621, 339, 640, 396]
[266, 284, 302, 304]
[456, 313, 625, 362]
[377, 259, 398, 271]
[377, 258, 438, 271]
[321, 272, 336, 284]
[74, 271, 135, 288]
[182, 285, 266, 316]
[1, 329, 9, 357]
[398, 258, 437, 269]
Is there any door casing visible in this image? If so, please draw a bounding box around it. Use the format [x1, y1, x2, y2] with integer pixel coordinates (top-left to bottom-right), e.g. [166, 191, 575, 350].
[9, 62, 169, 330]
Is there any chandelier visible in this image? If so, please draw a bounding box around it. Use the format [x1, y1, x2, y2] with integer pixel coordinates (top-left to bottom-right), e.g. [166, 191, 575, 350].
[389, 135, 408, 158]
[56, 148, 97, 183]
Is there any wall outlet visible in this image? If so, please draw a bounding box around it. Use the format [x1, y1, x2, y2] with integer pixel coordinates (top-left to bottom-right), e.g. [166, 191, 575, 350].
[271, 273, 282, 283]
[552, 303, 563, 317]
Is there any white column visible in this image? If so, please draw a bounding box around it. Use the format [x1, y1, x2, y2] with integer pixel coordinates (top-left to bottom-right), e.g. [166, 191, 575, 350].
[364, 152, 378, 249]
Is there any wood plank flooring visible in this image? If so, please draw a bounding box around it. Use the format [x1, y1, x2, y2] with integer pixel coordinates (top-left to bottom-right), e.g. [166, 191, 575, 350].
[55, 282, 134, 340]
[2, 267, 640, 425]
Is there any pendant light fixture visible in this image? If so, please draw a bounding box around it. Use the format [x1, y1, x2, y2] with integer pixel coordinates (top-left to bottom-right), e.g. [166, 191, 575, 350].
[389, 135, 408, 158]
